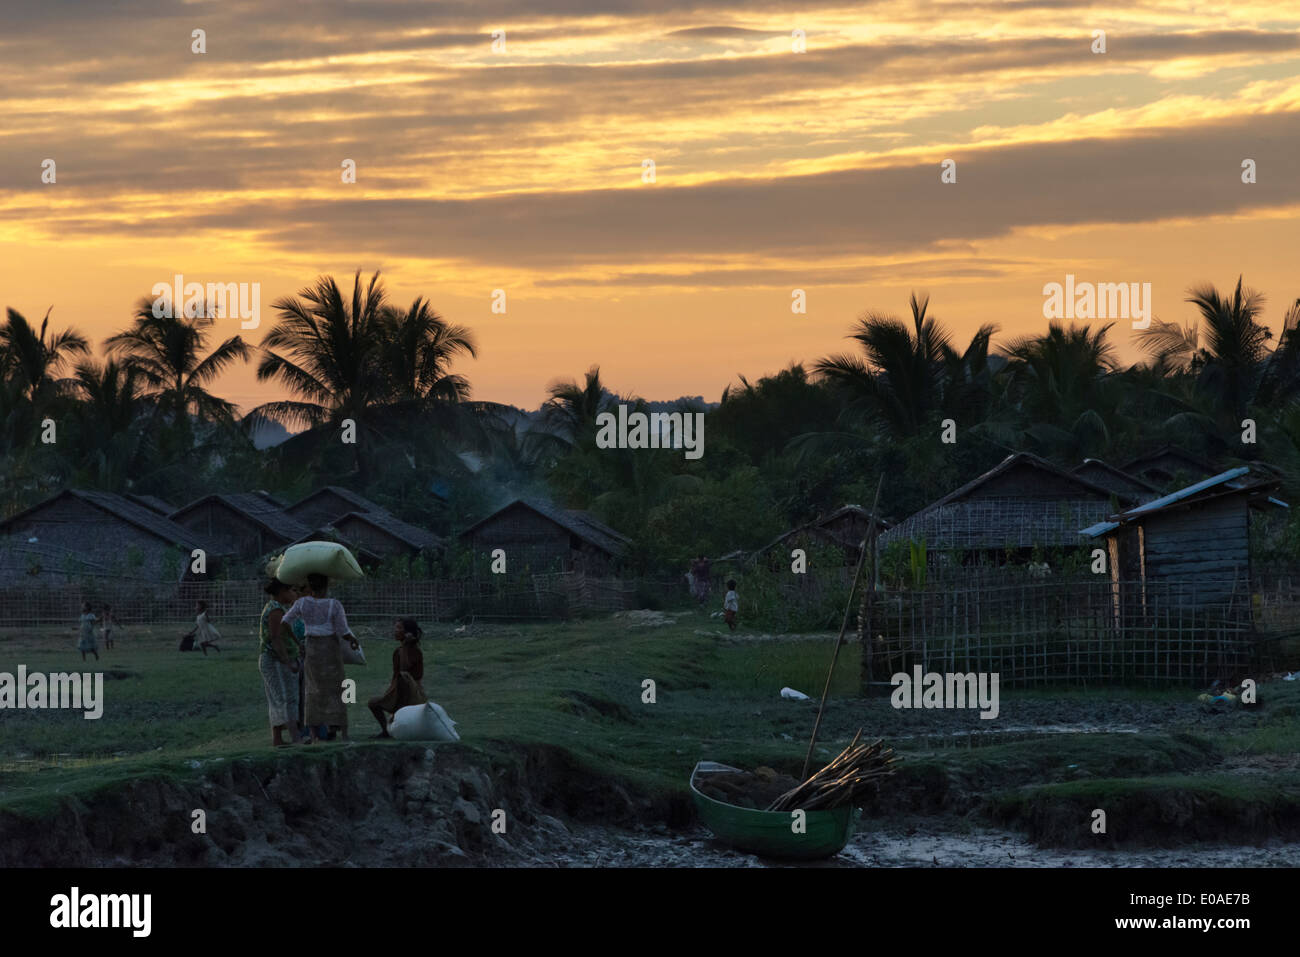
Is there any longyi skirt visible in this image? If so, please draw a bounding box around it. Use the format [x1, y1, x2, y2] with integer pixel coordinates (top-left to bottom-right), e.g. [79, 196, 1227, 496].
[303, 635, 348, 726]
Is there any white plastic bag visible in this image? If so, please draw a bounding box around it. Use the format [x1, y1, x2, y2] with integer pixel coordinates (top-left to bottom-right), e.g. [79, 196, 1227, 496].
[389, 701, 460, 742]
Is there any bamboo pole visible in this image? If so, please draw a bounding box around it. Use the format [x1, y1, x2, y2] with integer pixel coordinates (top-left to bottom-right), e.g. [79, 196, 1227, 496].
[803, 476, 882, 781]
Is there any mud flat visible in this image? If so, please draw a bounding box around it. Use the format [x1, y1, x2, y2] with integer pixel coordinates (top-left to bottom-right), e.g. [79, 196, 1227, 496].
[4, 742, 1299, 868]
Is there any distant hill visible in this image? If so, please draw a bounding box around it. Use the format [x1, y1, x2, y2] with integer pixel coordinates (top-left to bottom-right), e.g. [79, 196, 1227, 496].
[250, 419, 293, 449]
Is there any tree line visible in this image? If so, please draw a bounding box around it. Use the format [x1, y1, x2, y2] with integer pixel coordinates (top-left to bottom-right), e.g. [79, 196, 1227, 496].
[3, 272, 1298, 573]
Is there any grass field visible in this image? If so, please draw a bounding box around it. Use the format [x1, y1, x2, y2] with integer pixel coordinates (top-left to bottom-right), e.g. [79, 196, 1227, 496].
[2, 610, 1299, 851]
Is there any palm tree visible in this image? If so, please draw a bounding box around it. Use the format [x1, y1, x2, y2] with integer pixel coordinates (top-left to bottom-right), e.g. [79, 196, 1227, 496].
[0, 308, 89, 407]
[104, 299, 249, 423]
[381, 297, 477, 405]
[68, 358, 150, 488]
[813, 292, 952, 438]
[1003, 321, 1118, 457]
[538, 364, 614, 450]
[252, 271, 388, 435]
[1138, 276, 1269, 422]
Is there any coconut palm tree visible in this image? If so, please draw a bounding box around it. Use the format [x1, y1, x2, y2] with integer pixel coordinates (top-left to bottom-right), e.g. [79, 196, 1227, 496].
[67, 358, 150, 488]
[0, 308, 89, 407]
[104, 299, 250, 423]
[252, 272, 388, 430]
[538, 364, 614, 450]
[381, 297, 477, 405]
[1003, 321, 1119, 457]
[813, 292, 953, 439]
[1138, 276, 1270, 422]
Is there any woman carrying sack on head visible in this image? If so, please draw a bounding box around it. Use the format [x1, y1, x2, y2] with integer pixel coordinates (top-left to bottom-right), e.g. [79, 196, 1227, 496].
[282, 572, 360, 744]
[369, 618, 428, 738]
[259, 578, 301, 747]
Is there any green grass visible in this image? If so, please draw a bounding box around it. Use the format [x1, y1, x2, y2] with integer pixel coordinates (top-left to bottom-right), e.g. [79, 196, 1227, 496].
[2, 614, 1298, 845]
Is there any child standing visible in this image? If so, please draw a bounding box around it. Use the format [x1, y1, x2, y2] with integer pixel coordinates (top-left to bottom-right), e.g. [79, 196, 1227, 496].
[78, 602, 99, 661]
[100, 604, 115, 651]
[723, 579, 739, 632]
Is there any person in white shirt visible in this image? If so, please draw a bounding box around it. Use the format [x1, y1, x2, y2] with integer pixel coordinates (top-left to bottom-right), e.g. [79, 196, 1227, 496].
[282, 573, 361, 743]
[723, 579, 739, 632]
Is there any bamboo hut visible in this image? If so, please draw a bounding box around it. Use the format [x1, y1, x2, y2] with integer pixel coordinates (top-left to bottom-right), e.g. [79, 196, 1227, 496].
[1071, 459, 1160, 502]
[459, 498, 630, 575]
[285, 486, 386, 529]
[754, 505, 889, 567]
[0, 489, 222, 582]
[877, 452, 1133, 566]
[330, 510, 442, 559]
[169, 493, 313, 561]
[1119, 446, 1220, 489]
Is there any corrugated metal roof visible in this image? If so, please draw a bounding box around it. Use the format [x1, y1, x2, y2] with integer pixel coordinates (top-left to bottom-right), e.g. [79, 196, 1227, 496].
[1079, 466, 1275, 537]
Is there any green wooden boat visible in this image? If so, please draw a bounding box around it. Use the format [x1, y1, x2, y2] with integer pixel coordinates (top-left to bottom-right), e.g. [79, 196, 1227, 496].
[690, 761, 856, 860]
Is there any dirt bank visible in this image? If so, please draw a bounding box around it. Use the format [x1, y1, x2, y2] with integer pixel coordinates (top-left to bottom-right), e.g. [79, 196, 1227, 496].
[0, 742, 687, 868]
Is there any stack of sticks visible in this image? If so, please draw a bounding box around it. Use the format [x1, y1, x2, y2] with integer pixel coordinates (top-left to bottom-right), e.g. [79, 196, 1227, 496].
[766, 729, 897, 812]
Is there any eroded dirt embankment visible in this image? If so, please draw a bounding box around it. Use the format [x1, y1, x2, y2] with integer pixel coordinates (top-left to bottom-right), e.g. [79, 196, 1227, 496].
[0, 743, 691, 868]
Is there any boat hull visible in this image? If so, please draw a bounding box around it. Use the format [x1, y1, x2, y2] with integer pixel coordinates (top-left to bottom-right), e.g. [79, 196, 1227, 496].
[689, 761, 856, 860]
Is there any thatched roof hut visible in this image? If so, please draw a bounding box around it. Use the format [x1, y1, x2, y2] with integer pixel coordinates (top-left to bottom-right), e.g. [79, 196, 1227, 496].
[285, 486, 386, 529]
[0, 489, 221, 581]
[125, 493, 175, 515]
[878, 452, 1130, 560]
[330, 510, 442, 559]
[754, 505, 889, 565]
[1120, 446, 1220, 488]
[1071, 459, 1160, 501]
[459, 498, 630, 574]
[170, 493, 312, 560]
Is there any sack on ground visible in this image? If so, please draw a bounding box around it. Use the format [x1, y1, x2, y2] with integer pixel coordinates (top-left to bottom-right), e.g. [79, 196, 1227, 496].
[389, 701, 460, 742]
[274, 541, 365, 586]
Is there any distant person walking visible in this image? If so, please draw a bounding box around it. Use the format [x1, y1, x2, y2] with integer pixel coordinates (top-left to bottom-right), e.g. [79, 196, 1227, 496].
[100, 604, 115, 651]
[723, 579, 739, 632]
[690, 555, 712, 605]
[182, 600, 222, 654]
[283, 573, 361, 744]
[78, 602, 99, 661]
[259, 578, 301, 748]
[369, 618, 428, 738]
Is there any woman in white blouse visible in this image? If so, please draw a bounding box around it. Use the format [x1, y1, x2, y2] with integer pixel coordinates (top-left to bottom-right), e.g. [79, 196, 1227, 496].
[282, 572, 361, 743]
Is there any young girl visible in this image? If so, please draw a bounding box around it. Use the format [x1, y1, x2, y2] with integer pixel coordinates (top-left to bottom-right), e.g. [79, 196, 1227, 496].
[100, 605, 115, 651]
[194, 601, 222, 654]
[723, 580, 739, 632]
[78, 602, 99, 660]
[282, 573, 360, 744]
[368, 618, 427, 738]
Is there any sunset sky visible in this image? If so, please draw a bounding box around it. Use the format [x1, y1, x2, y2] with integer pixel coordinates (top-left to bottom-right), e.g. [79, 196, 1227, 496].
[3, 1, 1299, 412]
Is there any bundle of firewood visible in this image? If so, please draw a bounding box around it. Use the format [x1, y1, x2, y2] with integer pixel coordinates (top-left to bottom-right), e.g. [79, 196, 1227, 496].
[766, 730, 897, 812]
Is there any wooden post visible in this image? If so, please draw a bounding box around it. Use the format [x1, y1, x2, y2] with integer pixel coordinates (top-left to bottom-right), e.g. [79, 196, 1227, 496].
[806, 476, 882, 781]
